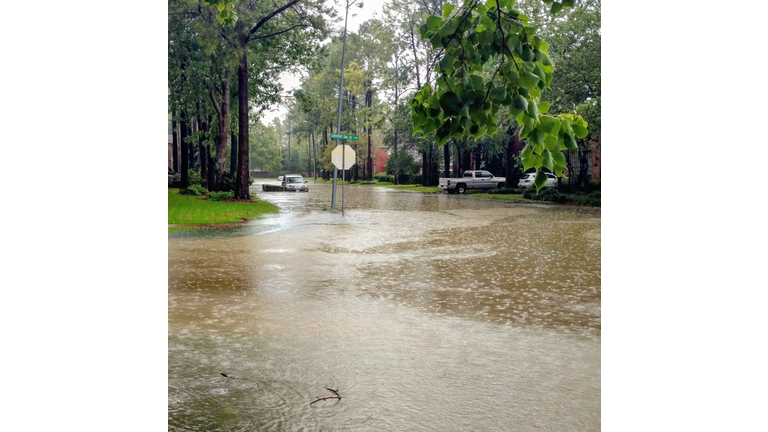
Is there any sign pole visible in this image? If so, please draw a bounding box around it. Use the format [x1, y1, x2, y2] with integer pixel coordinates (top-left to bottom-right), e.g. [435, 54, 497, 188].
[342, 143, 345, 216]
[332, 1, 354, 211]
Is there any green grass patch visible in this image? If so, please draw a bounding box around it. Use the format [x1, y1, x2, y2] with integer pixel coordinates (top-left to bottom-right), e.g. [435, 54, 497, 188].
[386, 184, 441, 193]
[468, 194, 535, 202]
[168, 189, 278, 226]
[304, 178, 439, 192]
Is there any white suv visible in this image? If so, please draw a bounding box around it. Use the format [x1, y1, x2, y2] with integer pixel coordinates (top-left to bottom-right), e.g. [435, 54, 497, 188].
[282, 174, 309, 192]
[518, 172, 557, 188]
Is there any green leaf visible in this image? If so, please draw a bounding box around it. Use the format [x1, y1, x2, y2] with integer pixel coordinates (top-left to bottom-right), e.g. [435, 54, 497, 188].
[539, 116, 560, 137]
[537, 101, 551, 114]
[423, 118, 440, 135]
[520, 71, 540, 88]
[521, 143, 532, 158]
[469, 74, 484, 90]
[544, 133, 558, 151]
[542, 151, 554, 172]
[512, 95, 528, 111]
[573, 124, 588, 139]
[534, 170, 548, 190]
[439, 91, 463, 116]
[564, 133, 577, 150]
[491, 86, 506, 101]
[535, 49, 553, 66]
[427, 16, 443, 30]
[427, 94, 439, 109]
[430, 35, 443, 49]
[551, 2, 563, 14]
[552, 151, 566, 169]
[562, 0, 576, 7]
[487, 123, 499, 137]
[442, 3, 455, 17]
[419, 24, 429, 38]
[527, 98, 539, 121]
[522, 154, 537, 172]
[517, 111, 535, 129]
[440, 53, 454, 74]
[439, 18, 457, 37]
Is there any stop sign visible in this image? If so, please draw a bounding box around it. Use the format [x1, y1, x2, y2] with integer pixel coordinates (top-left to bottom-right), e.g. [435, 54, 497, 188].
[331, 145, 356, 170]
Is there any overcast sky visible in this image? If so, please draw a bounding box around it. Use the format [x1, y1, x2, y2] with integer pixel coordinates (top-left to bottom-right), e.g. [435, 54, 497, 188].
[261, 0, 388, 125]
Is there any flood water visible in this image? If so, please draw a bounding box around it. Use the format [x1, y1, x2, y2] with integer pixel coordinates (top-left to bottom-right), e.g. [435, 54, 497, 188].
[168, 180, 601, 431]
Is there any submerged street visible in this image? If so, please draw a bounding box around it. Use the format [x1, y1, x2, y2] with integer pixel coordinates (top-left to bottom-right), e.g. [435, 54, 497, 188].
[168, 181, 601, 431]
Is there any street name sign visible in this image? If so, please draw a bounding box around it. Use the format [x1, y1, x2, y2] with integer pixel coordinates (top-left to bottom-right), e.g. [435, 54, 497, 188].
[330, 133, 359, 141]
[331, 145, 356, 170]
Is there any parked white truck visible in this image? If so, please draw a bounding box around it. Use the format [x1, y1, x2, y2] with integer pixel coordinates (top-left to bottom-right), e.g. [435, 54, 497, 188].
[438, 170, 506, 194]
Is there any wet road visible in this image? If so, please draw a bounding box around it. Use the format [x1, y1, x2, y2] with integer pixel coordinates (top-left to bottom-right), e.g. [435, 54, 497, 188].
[169, 180, 601, 431]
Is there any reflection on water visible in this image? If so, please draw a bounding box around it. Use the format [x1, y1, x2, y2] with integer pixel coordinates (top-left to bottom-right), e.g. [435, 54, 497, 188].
[169, 181, 600, 431]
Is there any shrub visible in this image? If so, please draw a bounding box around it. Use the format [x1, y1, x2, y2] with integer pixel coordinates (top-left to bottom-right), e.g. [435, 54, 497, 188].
[411, 174, 422, 185]
[373, 173, 394, 182]
[523, 187, 539, 199]
[359, 181, 377, 185]
[188, 170, 203, 186]
[209, 191, 235, 201]
[222, 172, 255, 192]
[489, 188, 519, 194]
[179, 185, 209, 196]
[262, 184, 285, 192]
[520, 187, 600, 206]
[536, 188, 561, 201]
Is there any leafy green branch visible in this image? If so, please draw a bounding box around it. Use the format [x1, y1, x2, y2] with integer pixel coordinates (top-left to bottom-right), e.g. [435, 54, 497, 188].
[410, 0, 586, 191]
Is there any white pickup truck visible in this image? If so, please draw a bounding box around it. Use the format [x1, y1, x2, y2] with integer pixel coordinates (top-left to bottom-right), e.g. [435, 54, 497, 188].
[438, 170, 506, 194]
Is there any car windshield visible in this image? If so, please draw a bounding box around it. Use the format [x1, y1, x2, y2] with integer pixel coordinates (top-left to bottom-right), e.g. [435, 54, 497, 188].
[286, 177, 303, 183]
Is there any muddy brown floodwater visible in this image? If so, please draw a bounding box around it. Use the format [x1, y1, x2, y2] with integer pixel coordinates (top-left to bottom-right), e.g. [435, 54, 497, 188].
[169, 180, 601, 431]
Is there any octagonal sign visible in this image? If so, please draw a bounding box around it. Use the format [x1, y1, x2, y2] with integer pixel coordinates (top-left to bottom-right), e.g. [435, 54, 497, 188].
[331, 145, 356, 170]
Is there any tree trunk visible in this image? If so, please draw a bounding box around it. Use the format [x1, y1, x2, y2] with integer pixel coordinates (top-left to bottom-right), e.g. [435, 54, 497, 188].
[235, 50, 250, 200]
[429, 144, 438, 186]
[287, 121, 291, 168]
[189, 120, 197, 171]
[444, 142, 450, 179]
[312, 130, 317, 181]
[208, 69, 230, 191]
[366, 86, 373, 181]
[505, 134, 513, 185]
[578, 142, 589, 190]
[230, 130, 238, 175]
[199, 116, 207, 189]
[172, 111, 179, 172]
[422, 150, 428, 186]
[180, 114, 189, 189]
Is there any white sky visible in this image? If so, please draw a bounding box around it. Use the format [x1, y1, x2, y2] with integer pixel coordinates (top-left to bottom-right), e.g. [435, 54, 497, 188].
[261, 0, 388, 125]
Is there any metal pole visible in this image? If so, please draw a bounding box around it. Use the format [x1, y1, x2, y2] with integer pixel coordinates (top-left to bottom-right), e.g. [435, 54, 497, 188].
[312, 130, 317, 182]
[342, 144, 345, 216]
[332, 0, 353, 211]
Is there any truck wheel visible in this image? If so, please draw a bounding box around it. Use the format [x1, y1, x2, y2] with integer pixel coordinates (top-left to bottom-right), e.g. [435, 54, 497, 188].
[497, 182, 505, 189]
[457, 184, 467, 194]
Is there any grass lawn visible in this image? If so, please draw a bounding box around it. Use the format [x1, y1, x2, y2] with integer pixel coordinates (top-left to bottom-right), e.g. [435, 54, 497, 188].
[168, 189, 278, 227]
[467, 193, 534, 202]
